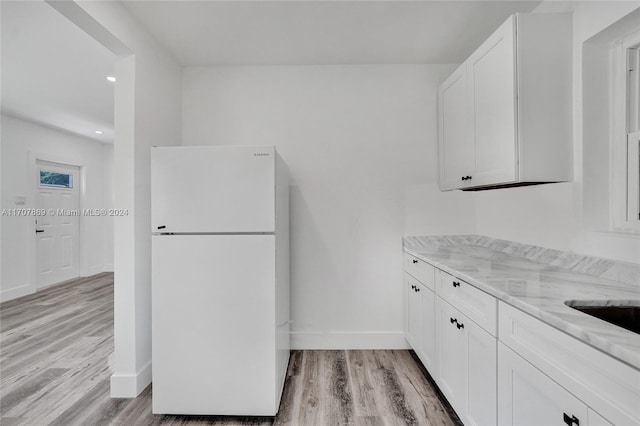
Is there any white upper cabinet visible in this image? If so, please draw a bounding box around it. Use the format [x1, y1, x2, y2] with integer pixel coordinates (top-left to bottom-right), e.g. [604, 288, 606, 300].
[468, 16, 517, 187]
[438, 13, 573, 191]
[438, 64, 473, 190]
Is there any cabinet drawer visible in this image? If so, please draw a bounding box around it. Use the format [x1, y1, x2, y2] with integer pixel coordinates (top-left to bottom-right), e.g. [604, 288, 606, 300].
[437, 271, 497, 336]
[404, 253, 436, 291]
[499, 302, 639, 425]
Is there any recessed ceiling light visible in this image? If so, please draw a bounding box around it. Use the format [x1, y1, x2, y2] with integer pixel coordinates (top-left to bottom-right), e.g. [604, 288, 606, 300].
[95, 130, 103, 135]
[106, 76, 116, 82]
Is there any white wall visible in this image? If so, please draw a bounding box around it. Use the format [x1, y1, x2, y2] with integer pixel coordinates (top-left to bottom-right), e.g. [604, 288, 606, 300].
[0, 114, 113, 301]
[58, 0, 183, 397]
[182, 64, 453, 348]
[413, 2, 640, 264]
[103, 143, 114, 271]
[404, 183, 476, 236]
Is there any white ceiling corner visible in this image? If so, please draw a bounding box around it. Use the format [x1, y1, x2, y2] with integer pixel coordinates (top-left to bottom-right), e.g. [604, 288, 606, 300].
[121, 0, 542, 66]
[1, 0, 116, 143]
[1, 0, 544, 146]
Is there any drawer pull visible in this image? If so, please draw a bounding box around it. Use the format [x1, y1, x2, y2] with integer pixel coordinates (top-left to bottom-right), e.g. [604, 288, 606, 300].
[450, 317, 457, 325]
[410, 285, 416, 290]
[456, 322, 464, 330]
[412, 259, 418, 264]
[452, 281, 460, 287]
[415, 287, 420, 293]
[563, 413, 579, 426]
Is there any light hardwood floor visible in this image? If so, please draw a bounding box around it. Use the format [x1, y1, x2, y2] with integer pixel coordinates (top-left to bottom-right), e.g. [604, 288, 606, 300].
[0, 273, 460, 425]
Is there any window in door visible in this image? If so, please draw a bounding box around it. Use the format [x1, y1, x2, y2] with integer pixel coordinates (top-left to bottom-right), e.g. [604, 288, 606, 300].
[40, 170, 74, 188]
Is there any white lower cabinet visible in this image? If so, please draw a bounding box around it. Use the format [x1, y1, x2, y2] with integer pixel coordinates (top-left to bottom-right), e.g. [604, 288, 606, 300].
[436, 296, 497, 426]
[406, 273, 421, 350]
[403, 252, 631, 426]
[498, 302, 635, 426]
[498, 342, 589, 426]
[436, 297, 468, 414]
[406, 271, 437, 373]
[419, 283, 437, 373]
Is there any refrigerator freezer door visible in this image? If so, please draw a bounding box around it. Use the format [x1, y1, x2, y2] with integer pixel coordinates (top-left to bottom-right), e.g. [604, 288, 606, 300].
[151, 146, 275, 233]
[152, 234, 277, 415]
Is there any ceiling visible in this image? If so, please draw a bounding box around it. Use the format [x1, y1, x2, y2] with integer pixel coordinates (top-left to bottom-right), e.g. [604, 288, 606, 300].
[122, 0, 541, 66]
[1, 1, 115, 143]
[0, 1, 543, 145]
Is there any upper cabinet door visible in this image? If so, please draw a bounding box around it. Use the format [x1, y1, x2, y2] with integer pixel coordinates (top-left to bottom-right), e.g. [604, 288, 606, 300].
[438, 64, 473, 190]
[468, 16, 518, 187]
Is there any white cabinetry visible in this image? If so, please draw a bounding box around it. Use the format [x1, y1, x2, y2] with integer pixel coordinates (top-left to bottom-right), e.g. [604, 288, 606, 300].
[438, 64, 473, 189]
[404, 254, 498, 425]
[404, 250, 639, 426]
[406, 273, 421, 350]
[467, 17, 517, 187]
[498, 302, 638, 426]
[419, 282, 436, 373]
[498, 343, 588, 426]
[437, 13, 572, 190]
[404, 255, 437, 373]
[436, 298, 468, 415]
[436, 295, 497, 426]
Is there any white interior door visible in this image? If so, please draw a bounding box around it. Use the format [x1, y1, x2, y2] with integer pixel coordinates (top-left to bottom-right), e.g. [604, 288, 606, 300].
[36, 160, 80, 288]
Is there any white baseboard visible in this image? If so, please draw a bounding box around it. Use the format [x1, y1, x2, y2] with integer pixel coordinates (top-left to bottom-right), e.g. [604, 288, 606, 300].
[291, 331, 410, 350]
[85, 264, 105, 277]
[0, 283, 35, 303]
[110, 360, 152, 398]
[103, 263, 114, 273]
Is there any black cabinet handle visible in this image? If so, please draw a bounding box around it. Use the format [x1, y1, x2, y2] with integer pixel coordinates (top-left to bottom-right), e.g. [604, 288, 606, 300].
[157, 225, 166, 230]
[415, 287, 420, 292]
[450, 317, 457, 325]
[35, 229, 44, 233]
[412, 259, 418, 264]
[461, 176, 465, 181]
[411, 285, 416, 290]
[452, 281, 460, 288]
[563, 413, 579, 426]
[456, 322, 464, 330]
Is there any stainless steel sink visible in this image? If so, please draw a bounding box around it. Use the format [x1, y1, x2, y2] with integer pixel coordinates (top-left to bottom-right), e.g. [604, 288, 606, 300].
[565, 301, 640, 334]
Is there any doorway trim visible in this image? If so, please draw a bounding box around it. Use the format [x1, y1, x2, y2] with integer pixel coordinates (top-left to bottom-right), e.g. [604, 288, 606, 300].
[27, 150, 90, 291]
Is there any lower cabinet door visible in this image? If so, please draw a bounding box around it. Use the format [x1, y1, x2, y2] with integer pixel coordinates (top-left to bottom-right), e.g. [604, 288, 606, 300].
[406, 274, 421, 350]
[437, 297, 497, 425]
[419, 285, 436, 373]
[466, 317, 497, 426]
[498, 342, 588, 426]
[436, 297, 468, 417]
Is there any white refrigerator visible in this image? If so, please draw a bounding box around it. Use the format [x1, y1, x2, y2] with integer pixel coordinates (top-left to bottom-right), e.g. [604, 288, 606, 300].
[150, 145, 290, 416]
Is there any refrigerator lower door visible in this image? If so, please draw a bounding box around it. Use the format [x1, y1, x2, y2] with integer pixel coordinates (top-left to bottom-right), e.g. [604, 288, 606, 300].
[152, 234, 277, 415]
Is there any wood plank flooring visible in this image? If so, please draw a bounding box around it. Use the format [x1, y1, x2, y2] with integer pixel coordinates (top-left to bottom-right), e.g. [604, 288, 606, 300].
[1, 273, 460, 425]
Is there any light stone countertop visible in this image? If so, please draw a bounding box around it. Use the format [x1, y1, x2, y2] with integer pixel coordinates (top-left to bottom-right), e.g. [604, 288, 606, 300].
[403, 235, 640, 370]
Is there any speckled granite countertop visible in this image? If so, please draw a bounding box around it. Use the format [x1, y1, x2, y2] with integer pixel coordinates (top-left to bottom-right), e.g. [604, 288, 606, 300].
[403, 235, 640, 370]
